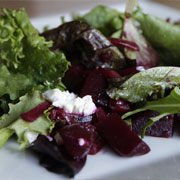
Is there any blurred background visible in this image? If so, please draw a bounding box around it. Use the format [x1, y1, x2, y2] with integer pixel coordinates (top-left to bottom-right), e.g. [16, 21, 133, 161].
[0, 0, 179, 17]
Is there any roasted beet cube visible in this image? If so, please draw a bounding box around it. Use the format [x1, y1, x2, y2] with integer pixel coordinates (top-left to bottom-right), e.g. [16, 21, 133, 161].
[63, 63, 85, 94]
[132, 111, 174, 137]
[95, 107, 107, 124]
[49, 108, 92, 126]
[98, 68, 120, 79]
[97, 113, 150, 157]
[118, 66, 149, 77]
[89, 137, 104, 155]
[109, 98, 130, 114]
[59, 124, 94, 160]
[80, 70, 109, 106]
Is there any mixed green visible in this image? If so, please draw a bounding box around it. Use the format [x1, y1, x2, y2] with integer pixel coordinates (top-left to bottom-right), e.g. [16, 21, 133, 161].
[0, 1, 180, 178]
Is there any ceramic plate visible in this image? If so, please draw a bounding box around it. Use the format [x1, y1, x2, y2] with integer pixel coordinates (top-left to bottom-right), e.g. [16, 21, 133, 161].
[0, 1, 180, 180]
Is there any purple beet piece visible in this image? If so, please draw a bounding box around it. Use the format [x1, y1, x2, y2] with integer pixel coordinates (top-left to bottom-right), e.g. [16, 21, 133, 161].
[95, 107, 107, 124]
[98, 68, 121, 79]
[80, 70, 109, 106]
[63, 63, 85, 94]
[132, 110, 174, 137]
[21, 101, 51, 122]
[49, 108, 92, 126]
[59, 124, 94, 160]
[30, 135, 86, 178]
[174, 114, 180, 134]
[119, 66, 149, 77]
[109, 98, 130, 114]
[97, 113, 150, 157]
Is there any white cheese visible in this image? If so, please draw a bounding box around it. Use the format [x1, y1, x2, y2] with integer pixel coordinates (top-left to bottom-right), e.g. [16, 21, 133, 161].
[43, 88, 97, 116]
[25, 132, 38, 144]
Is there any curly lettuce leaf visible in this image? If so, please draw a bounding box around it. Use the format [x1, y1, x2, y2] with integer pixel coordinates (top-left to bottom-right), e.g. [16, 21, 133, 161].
[0, 65, 33, 100]
[0, 8, 70, 91]
[107, 67, 180, 103]
[0, 91, 54, 149]
[73, 5, 123, 36]
[122, 87, 180, 137]
[133, 8, 180, 66]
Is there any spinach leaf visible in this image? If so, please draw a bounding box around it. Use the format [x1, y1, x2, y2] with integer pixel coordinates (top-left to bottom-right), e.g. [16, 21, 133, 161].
[122, 87, 180, 137]
[107, 67, 180, 103]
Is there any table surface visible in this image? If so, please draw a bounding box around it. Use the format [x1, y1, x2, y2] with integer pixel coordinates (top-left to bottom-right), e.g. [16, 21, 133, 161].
[0, 0, 179, 17]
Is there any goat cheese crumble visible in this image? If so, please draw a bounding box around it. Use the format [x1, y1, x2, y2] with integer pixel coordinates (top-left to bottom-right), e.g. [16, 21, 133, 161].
[43, 89, 97, 115]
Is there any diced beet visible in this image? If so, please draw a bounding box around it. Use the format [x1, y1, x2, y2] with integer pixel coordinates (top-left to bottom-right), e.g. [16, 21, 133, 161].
[59, 124, 94, 160]
[63, 63, 85, 94]
[80, 70, 109, 106]
[49, 108, 92, 126]
[21, 101, 51, 122]
[97, 113, 150, 157]
[98, 68, 121, 79]
[95, 107, 107, 124]
[89, 137, 104, 155]
[30, 135, 86, 178]
[174, 114, 180, 134]
[132, 111, 174, 137]
[109, 98, 130, 114]
[119, 66, 149, 77]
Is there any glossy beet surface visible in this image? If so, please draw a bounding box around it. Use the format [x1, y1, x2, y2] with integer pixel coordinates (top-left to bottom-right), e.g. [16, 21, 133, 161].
[49, 108, 92, 126]
[109, 98, 130, 114]
[21, 102, 51, 122]
[63, 64, 85, 94]
[97, 113, 150, 157]
[30, 136, 86, 178]
[118, 66, 149, 76]
[59, 124, 94, 160]
[80, 70, 109, 106]
[132, 111, 174, 137]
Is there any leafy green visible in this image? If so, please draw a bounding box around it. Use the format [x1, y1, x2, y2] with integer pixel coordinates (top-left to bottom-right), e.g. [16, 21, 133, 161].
[133, 8, 180, 66]
[107, 67, 180, 103]
[0, 65, 33, 100]
[0, 128, 14, 148]
[73, 5, 123, 36]
[0, 91, 54, 149]
[0, 91, 45, 129]
[122, 87, 180, 137]
[0, 8, 70, 97]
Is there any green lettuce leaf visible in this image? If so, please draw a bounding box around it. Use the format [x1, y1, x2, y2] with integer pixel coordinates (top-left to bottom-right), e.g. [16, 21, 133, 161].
[133, 8, 180, 66]
[0, 8, 70, 92]
[122, 87, 180, 137]
[107, 67, 180, 103]
[0, 91, 45, 129]
[0, 91, 54, 149]
[0, 65, 33, 100]
[73, 5, 123, 36]
[0, 128, 14, 148]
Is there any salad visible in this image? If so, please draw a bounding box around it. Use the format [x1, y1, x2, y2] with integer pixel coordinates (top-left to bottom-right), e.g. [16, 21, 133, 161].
[1, 0, 180, 178]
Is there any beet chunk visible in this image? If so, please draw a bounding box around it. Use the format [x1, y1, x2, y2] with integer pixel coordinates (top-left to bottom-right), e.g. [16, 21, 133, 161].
[132, 110, 174, 137]
[97, 113, 150, 157]
[63, 63, 85, 94]
[80, 70, 109, 106]
[21, 101, 51, 122]
[59, 124, 94, 160]
[109, 98, 130, 114]
[49, 108, 92, 126]
[30, 135, 86, 178]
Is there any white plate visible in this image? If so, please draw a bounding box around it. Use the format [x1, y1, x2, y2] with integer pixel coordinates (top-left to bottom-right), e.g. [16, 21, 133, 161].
[1, 1, 180, 180]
